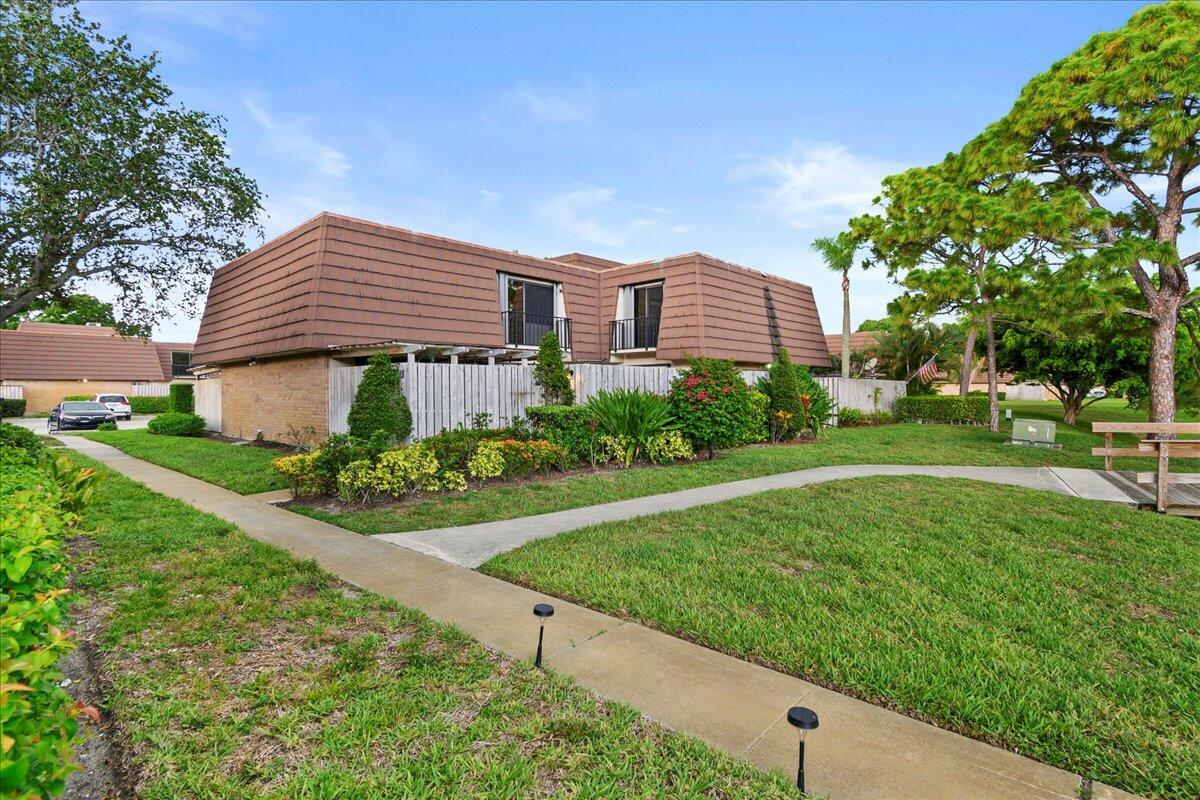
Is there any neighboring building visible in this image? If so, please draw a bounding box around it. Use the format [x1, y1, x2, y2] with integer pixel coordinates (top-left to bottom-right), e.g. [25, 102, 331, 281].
[0, 322, 194, 412]
[191, 213, 829, 440]
[934, 365, 1038, 397]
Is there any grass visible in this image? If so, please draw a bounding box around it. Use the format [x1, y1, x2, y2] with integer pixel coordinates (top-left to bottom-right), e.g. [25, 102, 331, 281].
[295, 399, 1200, 534]
[67, 456, 798, 798]
[80, 429, 288, 494]
[483, 476, 1200, 799]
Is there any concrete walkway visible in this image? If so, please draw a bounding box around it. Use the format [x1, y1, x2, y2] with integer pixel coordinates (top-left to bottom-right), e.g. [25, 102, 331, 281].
[60, 436, 1139, 800]
[378, 464, 1136, 567]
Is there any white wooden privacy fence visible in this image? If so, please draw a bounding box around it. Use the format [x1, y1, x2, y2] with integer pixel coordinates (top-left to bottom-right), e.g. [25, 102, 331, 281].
[0, 385, 23, 400]
[195, 378, 222, 431]
[328, 362, 905, 441]
[131, 383, 171, 397]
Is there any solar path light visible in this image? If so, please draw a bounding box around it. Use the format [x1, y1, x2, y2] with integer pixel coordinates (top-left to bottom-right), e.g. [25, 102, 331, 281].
[786, 706, 819, 793]
[533, 603, 554, 668]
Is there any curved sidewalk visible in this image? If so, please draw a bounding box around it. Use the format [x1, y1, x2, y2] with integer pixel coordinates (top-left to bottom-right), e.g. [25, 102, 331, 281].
[377, 464, 1136, 567]
[59, 436, 1141, 800]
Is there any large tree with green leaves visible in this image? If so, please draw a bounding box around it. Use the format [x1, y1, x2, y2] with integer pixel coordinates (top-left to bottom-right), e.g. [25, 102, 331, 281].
[810, 233, 858, 379]
[1, 292, 149, 336]
[968, 1, 1198, 424]
[0, 1, 262, 329]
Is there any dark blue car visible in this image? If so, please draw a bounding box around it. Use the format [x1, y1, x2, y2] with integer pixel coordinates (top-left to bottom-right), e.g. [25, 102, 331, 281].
[48, 401, 116, 431]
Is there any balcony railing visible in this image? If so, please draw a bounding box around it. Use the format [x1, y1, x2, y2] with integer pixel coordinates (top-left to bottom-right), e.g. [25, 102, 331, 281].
[502, 311, 571, 349]
[610, 317, 660, 352]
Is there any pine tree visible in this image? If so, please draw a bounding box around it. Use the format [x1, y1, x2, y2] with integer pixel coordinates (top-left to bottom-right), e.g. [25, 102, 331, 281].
[533, 331, 574, 406]
[347, 353, 413, 442]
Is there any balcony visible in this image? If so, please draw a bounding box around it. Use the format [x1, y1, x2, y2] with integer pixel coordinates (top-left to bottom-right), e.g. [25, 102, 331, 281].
[501, 310, 571, 349]
[610, 317, 660, 352]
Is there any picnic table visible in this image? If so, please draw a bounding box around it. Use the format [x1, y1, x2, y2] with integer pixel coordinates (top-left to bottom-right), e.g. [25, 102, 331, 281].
[1092, 422, 1200, 514]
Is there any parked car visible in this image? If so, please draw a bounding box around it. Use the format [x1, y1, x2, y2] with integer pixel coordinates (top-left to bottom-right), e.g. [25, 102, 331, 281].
[1087, 387, 1107, 399]
[49, 401, 116, 431]
[95, 393, 132, 420]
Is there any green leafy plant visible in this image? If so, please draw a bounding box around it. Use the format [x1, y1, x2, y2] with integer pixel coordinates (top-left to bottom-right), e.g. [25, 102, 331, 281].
[311, 432, 391, 494]
[0, 422, 43, 459]
[760, 348, 802, 441]
[167, 383, 194, 414]
[526, 405, 596, 465]
[129, 395, 168, 414]
[62, 394, 90, 401]
[0, 398, 26, 417]
[347, 354, 413, 443]
[467, 440, 506, 482]
[743, 387, 769, 444]
[668, 358, 751, 459]
[795, 365, 833, 436]
[272, 453, 322, 499]
[838, 407, 867, 427]
[585, 388, 675, 467]
[645, 430, 694, 464]
[96, 420, 117, 431]
[895, 395, 989, 425]
[146, 411, 205, 437]
[533, 331, 574, 406]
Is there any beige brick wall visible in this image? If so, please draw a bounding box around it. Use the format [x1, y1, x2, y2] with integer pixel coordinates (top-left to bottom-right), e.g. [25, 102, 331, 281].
[2, 380, 172, 414]
[220, 353, 329, 442]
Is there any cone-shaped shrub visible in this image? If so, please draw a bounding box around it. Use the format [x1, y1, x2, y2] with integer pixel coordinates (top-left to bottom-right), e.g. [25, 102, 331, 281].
[347, 353, 413, 442]
[766, 347, 801, 440]
[533, 331, 574, 406]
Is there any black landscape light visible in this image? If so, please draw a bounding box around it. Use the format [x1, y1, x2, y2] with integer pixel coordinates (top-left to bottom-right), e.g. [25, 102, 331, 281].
[533, 603, 554, 668]
[786, 706, 819, 794]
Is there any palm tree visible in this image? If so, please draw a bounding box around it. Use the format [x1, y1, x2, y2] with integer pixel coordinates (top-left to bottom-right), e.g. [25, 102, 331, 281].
[810, 233, 859, 379]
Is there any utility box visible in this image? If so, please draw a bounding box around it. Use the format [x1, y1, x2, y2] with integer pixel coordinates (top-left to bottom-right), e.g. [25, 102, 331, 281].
[1011, 418, 1058, 448]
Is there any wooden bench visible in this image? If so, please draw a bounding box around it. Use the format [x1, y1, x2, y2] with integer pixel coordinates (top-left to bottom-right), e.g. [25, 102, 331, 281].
[1092, 422, 1200, 513]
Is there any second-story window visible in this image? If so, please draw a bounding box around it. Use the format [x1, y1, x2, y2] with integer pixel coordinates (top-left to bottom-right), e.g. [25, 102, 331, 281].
[613, 281, 663, 351]
[499, 274, 570, 349]
[171, 350, 192, 378]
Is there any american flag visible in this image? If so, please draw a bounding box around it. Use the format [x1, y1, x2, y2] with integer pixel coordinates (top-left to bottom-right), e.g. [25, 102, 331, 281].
[915, 355, 940, 384]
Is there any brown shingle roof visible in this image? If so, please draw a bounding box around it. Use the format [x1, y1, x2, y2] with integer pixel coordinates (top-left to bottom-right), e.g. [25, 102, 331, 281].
[0, 322, 172, 381]
[825, 331, 882, 355]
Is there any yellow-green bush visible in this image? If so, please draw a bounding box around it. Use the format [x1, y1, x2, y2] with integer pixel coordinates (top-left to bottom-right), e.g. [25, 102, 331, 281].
[645, 430, 694, 464]
[272, 453, 321, 498]
[467, 440, 506, 482]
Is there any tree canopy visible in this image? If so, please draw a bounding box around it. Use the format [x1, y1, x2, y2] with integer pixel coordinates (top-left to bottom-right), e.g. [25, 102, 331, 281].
[1, 292, 149, 337]
[0, 1, 262, 329]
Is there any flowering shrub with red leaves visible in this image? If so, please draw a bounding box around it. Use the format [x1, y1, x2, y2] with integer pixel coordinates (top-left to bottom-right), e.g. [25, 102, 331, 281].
[668, 357, 751, 458]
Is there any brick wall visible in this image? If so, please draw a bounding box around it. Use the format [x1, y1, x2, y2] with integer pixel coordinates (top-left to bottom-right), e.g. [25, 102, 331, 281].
[2, 380, 173, 413]
[220, 353, 329, 442]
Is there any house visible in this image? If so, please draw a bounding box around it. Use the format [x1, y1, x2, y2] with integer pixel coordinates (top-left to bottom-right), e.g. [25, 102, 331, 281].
[191, 212, 829, 440]
[0, 322, 194, 412]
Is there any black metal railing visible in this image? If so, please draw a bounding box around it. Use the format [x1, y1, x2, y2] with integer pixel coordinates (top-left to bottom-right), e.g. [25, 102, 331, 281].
[501, 311, 571, 349]
[610, 317, 660, 351]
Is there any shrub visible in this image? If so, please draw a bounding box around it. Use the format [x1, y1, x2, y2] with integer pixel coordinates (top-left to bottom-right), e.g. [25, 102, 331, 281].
[129, 395, 169, 414]
[1, 421, 44, 460]
[895, 395, 989, 425]
[96, 420, 118, 431]
[1, 442, 102, 799]
[645, 430, 694, 464]
[147, 411, 205, 437]
[63, 394, 91, 401]
[765, 348, 802, 440]
[838, 407, 867, 427]
[311, 432, 391, 494]
[495, 439, 568, 477]
[585, 388, 675, 467]
[795, 366, 833, 436]
[668, 358, 751, 459]
[533, 330, 574, 406]
[467, 440, 506, 482]
[0, 397, 26, 417]
[422, 428, 495, 475]
[339, 444, 441, 503]
[869, 410, 895, 425]
[743, 387, 769, 444]
[272, 452, 322, 498]
[347, 354, 413, 443]
[168, 382, 194, 413]
[526, 405, 595, 465]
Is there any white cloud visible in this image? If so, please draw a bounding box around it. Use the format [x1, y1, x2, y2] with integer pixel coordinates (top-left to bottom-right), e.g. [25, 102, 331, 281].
[670, 224, 693, 234]
[730, 142, 900, 229]
[513, 83, 595, 125]
[538, 186, 655, 247]
[479, 189, 503, 210]
[133, 1, 267, 44]
[243, 94, 351, 178]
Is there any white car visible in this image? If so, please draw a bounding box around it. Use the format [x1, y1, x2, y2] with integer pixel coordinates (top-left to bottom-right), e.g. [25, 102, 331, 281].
[95, 393, 132, 420]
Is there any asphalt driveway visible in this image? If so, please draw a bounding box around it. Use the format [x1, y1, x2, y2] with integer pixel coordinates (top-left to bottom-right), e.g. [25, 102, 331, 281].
[5, 414, 156, 434]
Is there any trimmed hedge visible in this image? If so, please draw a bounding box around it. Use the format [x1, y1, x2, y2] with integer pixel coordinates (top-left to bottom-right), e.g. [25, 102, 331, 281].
[526, 405, 594, 464]
[63, 394, 91, 401]
[168, 382, 194, 414]
[0, 397, 26, 417]
[895, 395, 989, 425]
[130, 395, 169, 414]
[147, 411, 205, 437]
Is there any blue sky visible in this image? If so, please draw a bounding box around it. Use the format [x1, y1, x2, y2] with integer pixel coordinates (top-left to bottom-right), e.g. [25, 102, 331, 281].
[81, 0, 1148, 341]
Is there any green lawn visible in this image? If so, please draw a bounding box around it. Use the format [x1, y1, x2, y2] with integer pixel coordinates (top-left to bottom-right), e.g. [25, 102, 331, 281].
[483, 476, 1200, 800]
[80, 429, 288, 494]
[67, 456, 797, 798]
[295, 399, 1198, 534]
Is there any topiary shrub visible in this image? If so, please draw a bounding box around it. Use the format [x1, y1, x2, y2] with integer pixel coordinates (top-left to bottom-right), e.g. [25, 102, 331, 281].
[0, 397, 26, 417]
[763, 347, 802, 441]
[668, 357, 751, 459]
[147, 411, 205, 437]
[895, 395, 989, 425]
[533, 331, 574, 406]
[168, 383, 194, 413]
[526, 405, 594, 465]
[130, 395, 169, 414]
[347, 354, 413, 443]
